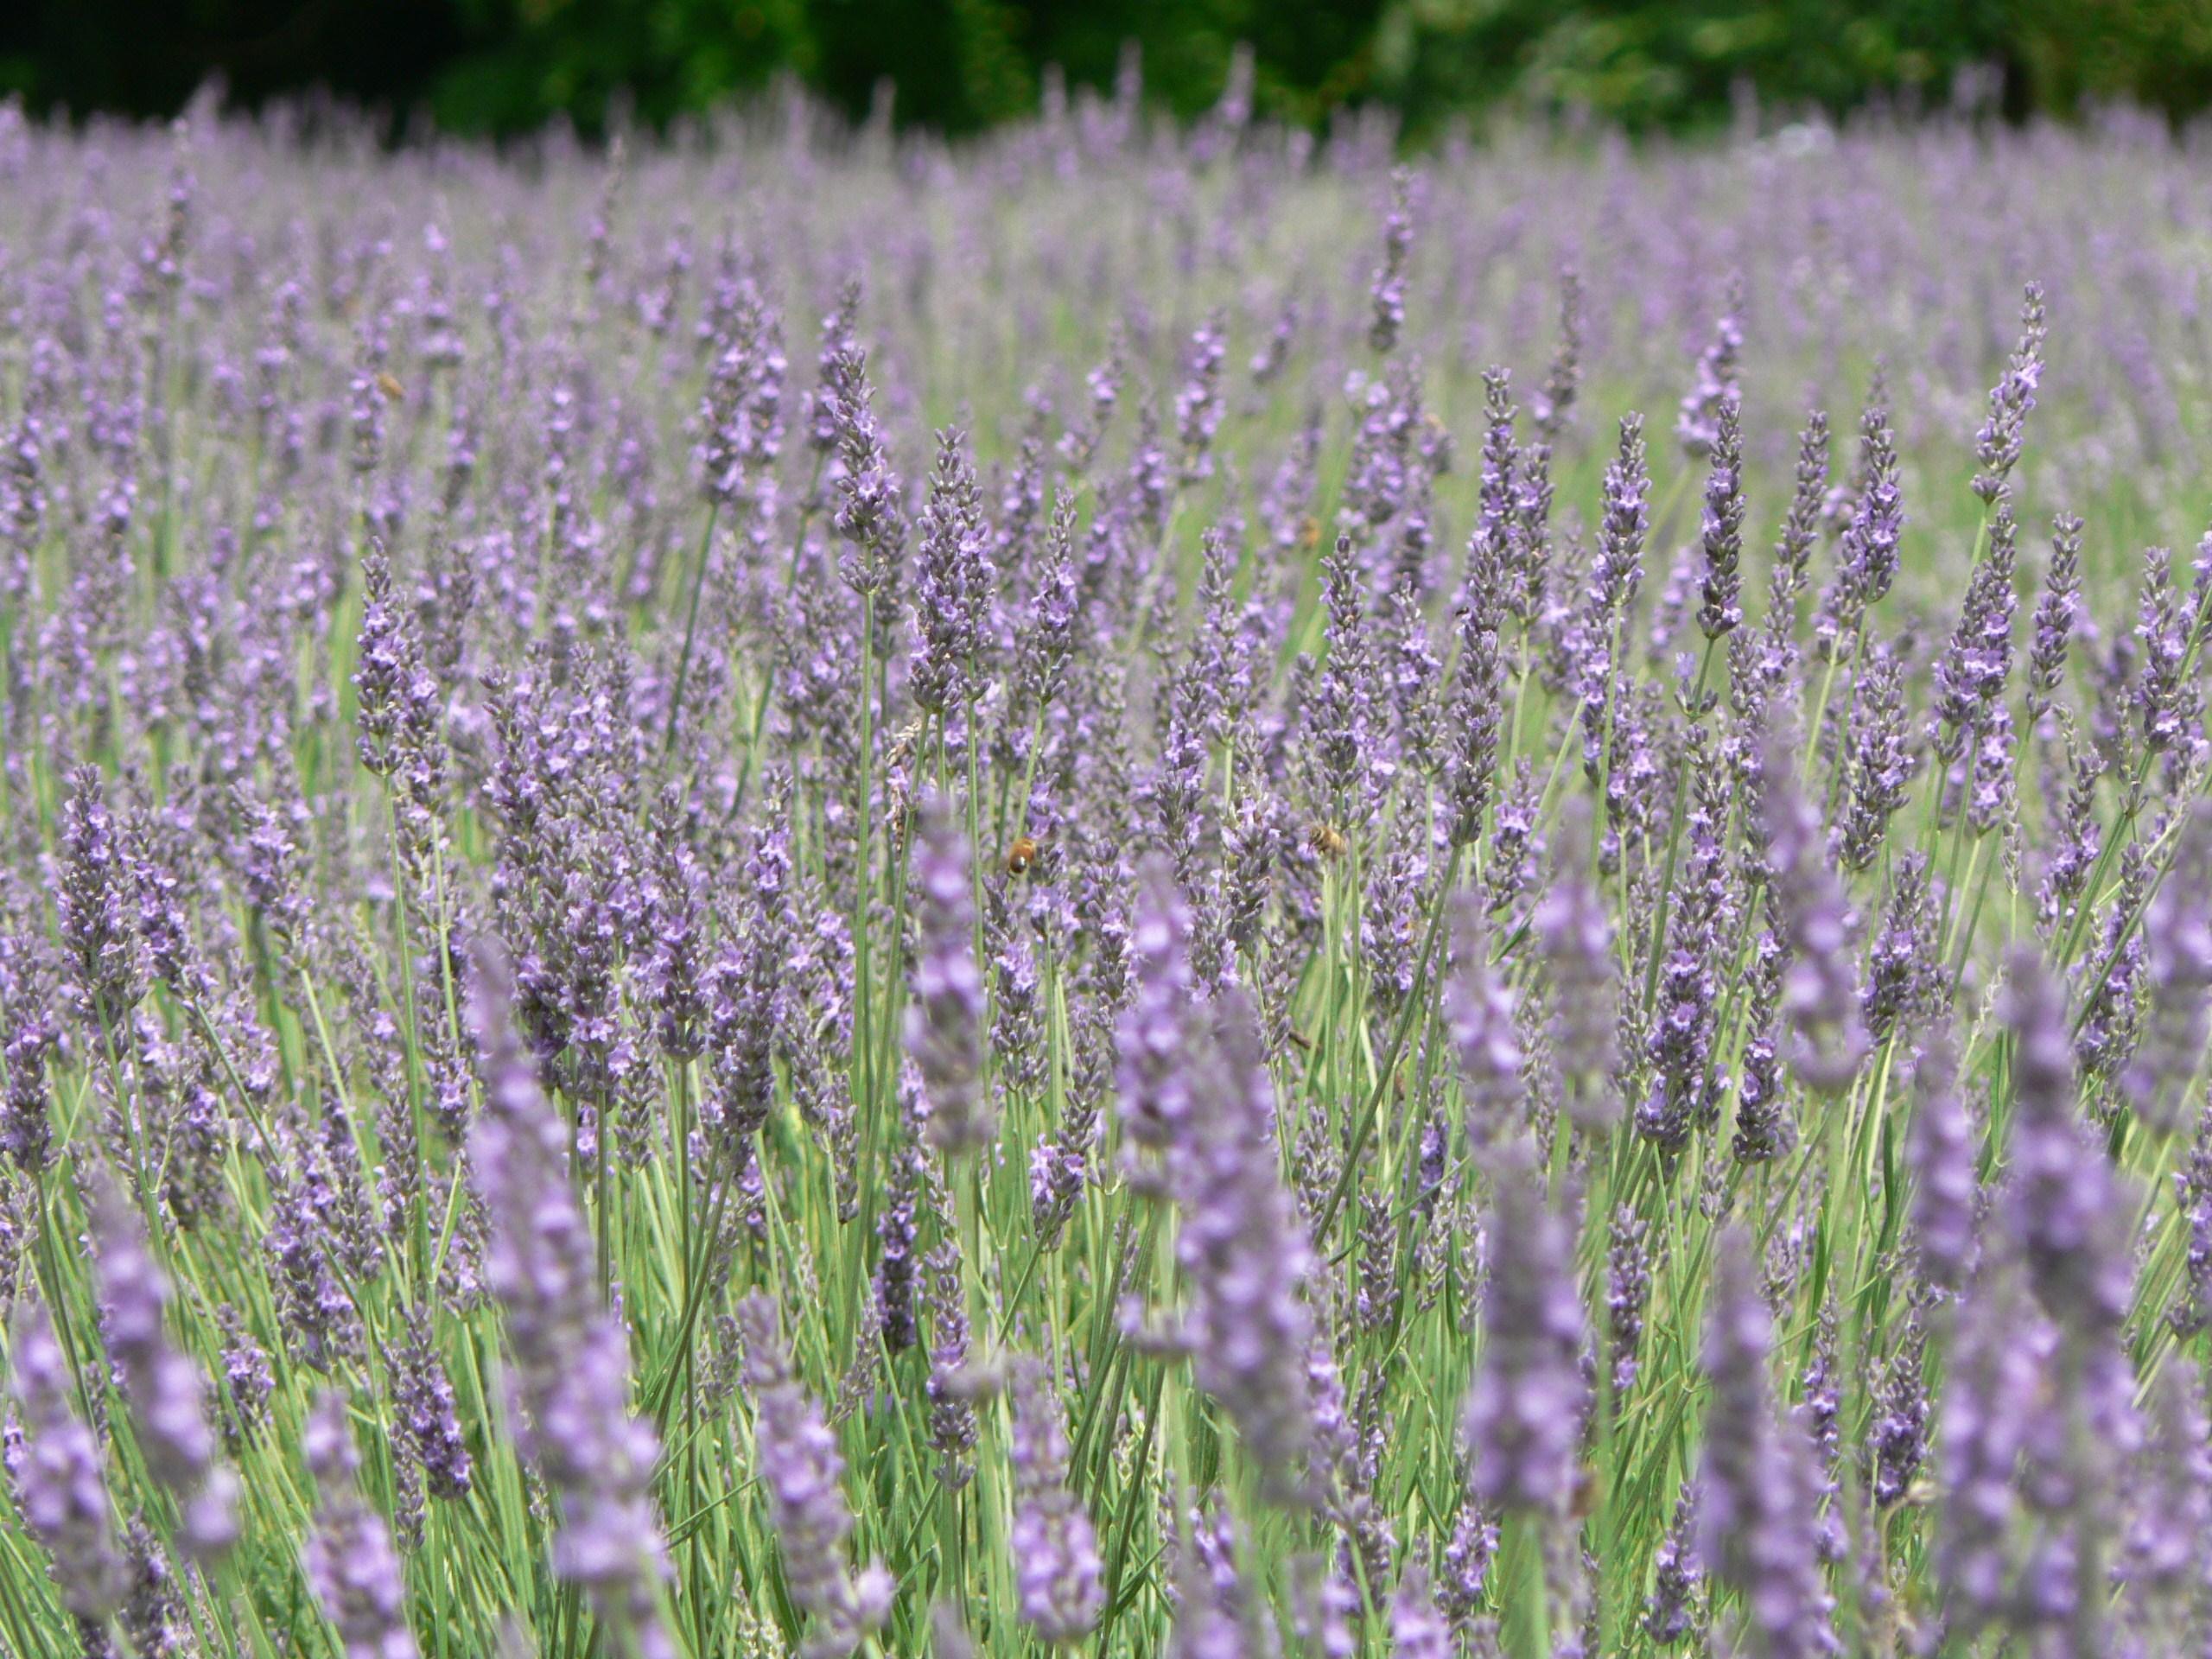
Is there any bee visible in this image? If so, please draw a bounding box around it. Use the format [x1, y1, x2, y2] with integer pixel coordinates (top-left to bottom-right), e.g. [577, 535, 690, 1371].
[1570, 1462, 1601, 1521]
[1296, 513, 1322, 550]
[1307, 822, 1348, 861]
[1004, 835, 1040, 877]
[884, 777, 912, 845]
[375, 371, 405, 404]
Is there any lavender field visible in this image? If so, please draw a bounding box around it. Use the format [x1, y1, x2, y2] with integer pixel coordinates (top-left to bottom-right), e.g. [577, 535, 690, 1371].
[3, 85, 2212, 1658]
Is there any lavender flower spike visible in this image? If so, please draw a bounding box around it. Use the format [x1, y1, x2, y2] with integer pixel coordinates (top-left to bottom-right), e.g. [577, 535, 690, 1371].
[1699, 1224, 1839, 1657]
[1695, 390, 1746, 639]
[1936, 1264, 2045, 1634]
[1972, 282, 2047, 503]
[467, 942, 673, 1658]
[1533, 800, 1620, 1129]
[57, 762, 145, 1035]
[737, 1294, 893, 1658]
[2123, 1363, 2212, 1618]
[8, 1299, 124, 1619]
[302, 1390, 419, 1659]
[827, 345, 906, 599]
[1763, 732, 1868, 1092]
[2121, 801, 2212, 1131]
[88, 1173, 238, 1560]
[1814, 387, 1904, 654]
[1464, 1138, 1586, 1516]
[1677, 281, 1744, 457]
[1117, 855, 1198, 1193]
[1007, 1356, 1105, 1643]
[391, 1308, 473, 1503]
[1369, 167, 1414, 355]
[906, 794, 990, 1155]
[1906, 1020, 1977, 1293]
[1645, 1484, 1703, 1643]
[2001, 946, 2133, 1342]
[911, 429, 995, 715]
[2025, 512, 2082, 725]
[1180, 992, 1319, 1505]
[1446, 893, 1522, 1151]
[2, 1012, 57, 1174]
[1389, 1560, 1451, 1659]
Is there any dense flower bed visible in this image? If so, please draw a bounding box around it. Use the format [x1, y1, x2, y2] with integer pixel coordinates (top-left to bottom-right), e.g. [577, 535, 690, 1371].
[1, 94, 2211, 1656]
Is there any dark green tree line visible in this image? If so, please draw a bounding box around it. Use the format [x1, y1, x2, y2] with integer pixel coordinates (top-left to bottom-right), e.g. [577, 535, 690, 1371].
[2, 0, 2208, 137]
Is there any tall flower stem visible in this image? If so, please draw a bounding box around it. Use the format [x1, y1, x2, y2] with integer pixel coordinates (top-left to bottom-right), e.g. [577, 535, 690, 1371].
[662, 502, 719, 756]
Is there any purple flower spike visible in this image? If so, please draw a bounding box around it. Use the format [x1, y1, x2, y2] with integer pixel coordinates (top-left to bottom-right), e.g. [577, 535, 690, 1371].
[1676, 282, 1744, 458]
[302, 1389, 420, 1659]
[1369, 168, 1414, 355]
[1763, 733, 1869, 1093]
[1907, 1021, 1978, 1293]
[2001, 948, 2134, 1341]
[1972, 283, 2047, 504]
[467, 942, 673, 1658]
[1533, 801, 1619, 1129]
[912, 429, 996, 715]
[738, 1294, 893, 1658]
[1117, 855, 1197, 1192]
[1007, 1356, 1104, 1643]
[1446, 893, 1522, 1151]
[1463, 1139, 1586, 1516]
[1699, 1225, 1839, 1657]
[1695, 391, 1746, 639]
[58, 763, 145, 1035]
[2121, 801, 2212, 1130]
[2122, 1363, 2212, 1614]
[2025, 513, 2083, 725]
[8, 1299, 124, 1618]
[1389, 1560, 1451, 1659]
[906, 794, 990, 1156]
[1180, 992, 1319, 1506]
[88, 1173, 238, 1560]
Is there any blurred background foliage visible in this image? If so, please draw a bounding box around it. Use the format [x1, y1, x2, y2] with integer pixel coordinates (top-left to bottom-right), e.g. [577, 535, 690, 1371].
[2, 0, 2209, 137]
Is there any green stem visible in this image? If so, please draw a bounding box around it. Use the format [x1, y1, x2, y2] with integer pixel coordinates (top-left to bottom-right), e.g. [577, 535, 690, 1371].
[662, 502, 720, 755]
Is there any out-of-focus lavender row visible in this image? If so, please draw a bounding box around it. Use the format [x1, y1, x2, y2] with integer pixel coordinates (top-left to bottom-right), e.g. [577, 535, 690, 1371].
[0, 98, 2205, 553]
